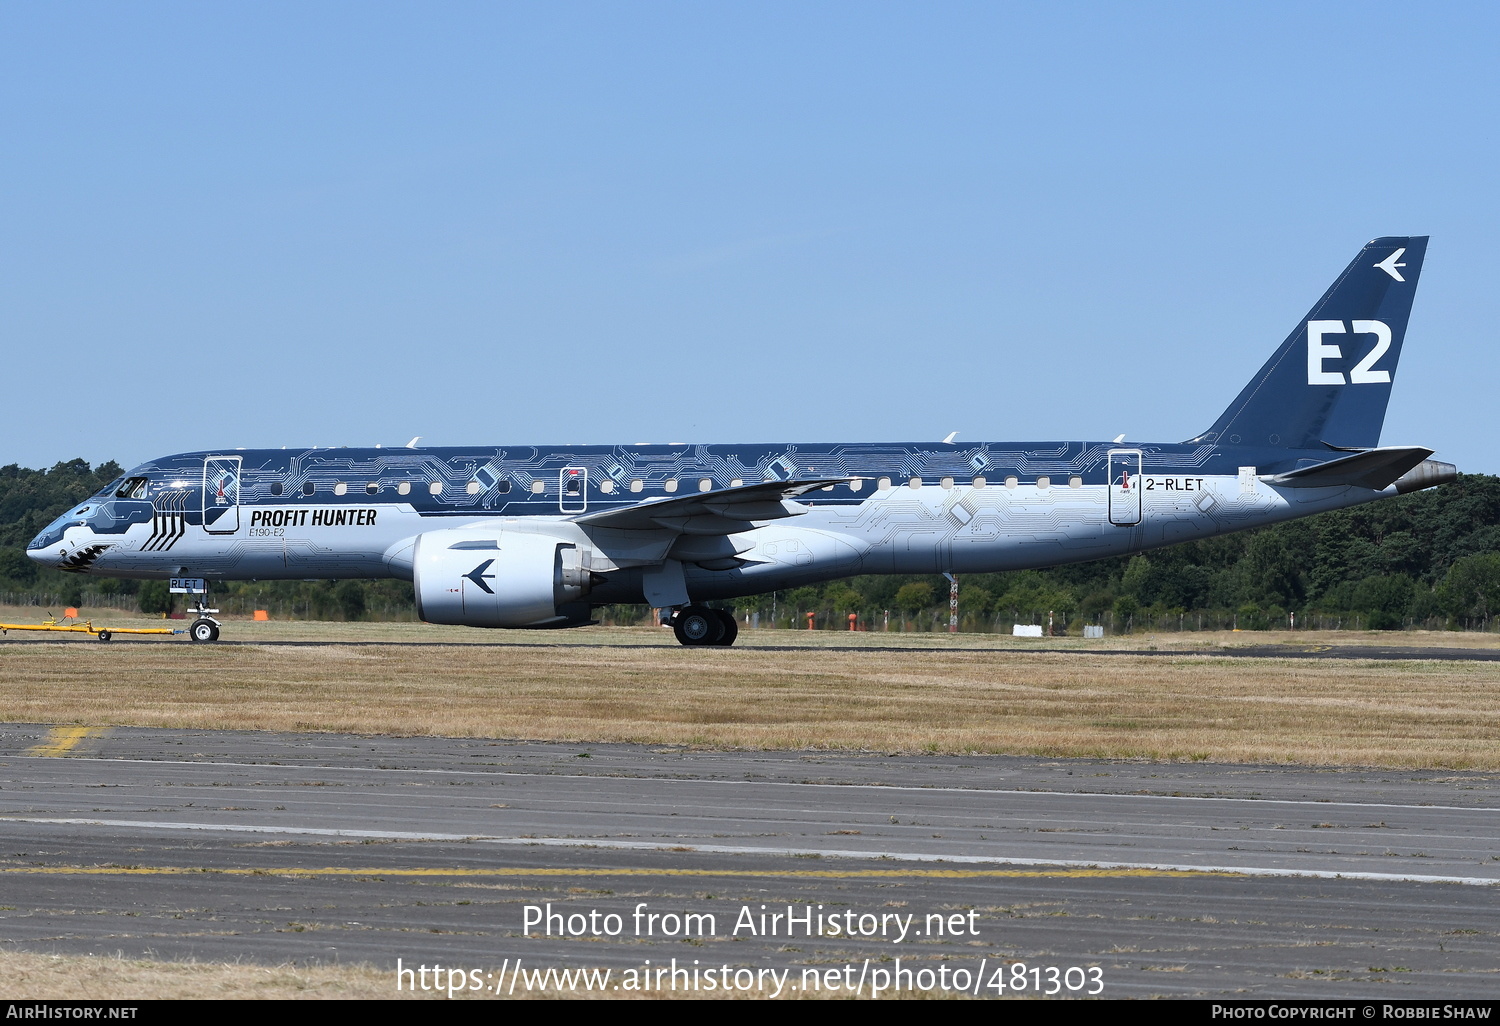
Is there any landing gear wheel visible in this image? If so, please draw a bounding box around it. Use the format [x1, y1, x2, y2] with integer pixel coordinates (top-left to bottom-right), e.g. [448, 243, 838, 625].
[711, 609, 738, 646]
[96, 630, 111, 642]
[672, 606, 724, 646]
[189, 618, 220, 643]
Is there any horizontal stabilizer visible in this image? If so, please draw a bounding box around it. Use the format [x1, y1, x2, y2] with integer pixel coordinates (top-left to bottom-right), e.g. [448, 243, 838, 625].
[573, 478, 852, 533]
[1261, 446, 1434, 491]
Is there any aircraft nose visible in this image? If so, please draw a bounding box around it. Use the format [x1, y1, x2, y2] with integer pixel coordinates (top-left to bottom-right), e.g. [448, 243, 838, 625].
[27, 517, 76, 567]
[26, 543, 63, 569]
[29, 534, 109, 573]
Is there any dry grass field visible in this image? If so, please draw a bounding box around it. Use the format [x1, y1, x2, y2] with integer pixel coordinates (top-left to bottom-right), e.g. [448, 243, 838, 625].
[0, 950, 801, 1000]
[0, 950, 422, 1001]
[3, 613, 1498, 768]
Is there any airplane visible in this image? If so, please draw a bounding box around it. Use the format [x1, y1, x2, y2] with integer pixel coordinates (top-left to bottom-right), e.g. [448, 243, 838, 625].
[27, 236, 1454, 646]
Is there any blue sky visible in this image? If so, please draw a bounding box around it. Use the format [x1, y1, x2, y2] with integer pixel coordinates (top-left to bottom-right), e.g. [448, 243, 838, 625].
[3, 2, 1496, 471]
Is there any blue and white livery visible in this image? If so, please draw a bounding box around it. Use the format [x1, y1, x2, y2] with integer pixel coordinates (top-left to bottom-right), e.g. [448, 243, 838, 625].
[29, 238, 1454, 645]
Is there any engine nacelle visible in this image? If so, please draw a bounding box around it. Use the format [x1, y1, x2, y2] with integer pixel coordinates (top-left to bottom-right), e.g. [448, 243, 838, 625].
[413, 529, 595, 628]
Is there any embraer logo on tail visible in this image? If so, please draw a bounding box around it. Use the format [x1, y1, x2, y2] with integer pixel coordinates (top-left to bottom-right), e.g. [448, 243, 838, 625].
[1307, 320, 1393, 385]
[1375, 248, 1407, 282]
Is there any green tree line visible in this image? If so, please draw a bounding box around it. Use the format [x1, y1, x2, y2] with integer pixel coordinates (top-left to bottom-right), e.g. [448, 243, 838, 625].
[5, 459, 1500, 631]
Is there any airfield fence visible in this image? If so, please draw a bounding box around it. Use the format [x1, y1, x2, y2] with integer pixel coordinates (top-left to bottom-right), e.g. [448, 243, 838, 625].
[593, 603, 1493, 635]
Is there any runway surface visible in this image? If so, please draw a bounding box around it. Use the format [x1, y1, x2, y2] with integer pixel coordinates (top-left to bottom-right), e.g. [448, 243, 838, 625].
[6, 634, 1500, 661]
[2, 724, 1498, 998]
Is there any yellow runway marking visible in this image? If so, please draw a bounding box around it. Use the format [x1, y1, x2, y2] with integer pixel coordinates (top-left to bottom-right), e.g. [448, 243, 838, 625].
[25, 726, 111, 757]
[0, 865, 1234, 880]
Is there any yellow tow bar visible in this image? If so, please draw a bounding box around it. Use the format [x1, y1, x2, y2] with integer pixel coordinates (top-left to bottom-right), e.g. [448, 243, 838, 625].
[0, 616, 183, 642]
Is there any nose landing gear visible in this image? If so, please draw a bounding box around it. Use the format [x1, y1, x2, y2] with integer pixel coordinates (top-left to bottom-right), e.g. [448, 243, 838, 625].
[669, 606, 739, 647]
[176, 580, 222, 642]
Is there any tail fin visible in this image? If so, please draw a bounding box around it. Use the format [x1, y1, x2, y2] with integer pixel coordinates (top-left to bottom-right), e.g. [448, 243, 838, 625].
[1189, 236, 1428, 449]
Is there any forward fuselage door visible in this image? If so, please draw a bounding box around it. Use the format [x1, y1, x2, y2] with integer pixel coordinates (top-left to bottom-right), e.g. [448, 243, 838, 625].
[560, 467, 587, 513]
[1108, 449, 1142, 526]
[202, 456, 242, 534]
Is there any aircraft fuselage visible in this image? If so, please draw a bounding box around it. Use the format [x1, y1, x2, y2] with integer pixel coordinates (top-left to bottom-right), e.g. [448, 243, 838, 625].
[27, 439, 1438, 604]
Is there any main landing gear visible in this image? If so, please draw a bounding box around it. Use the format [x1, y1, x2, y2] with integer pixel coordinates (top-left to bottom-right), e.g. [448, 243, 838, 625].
[669, 606, 739, 647]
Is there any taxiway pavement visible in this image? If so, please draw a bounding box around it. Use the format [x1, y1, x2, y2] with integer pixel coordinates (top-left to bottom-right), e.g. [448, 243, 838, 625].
[1, 725, 1497, 998]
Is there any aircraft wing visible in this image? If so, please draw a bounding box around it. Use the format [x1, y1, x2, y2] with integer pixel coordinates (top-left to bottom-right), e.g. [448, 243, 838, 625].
[1260, 446, 1434, 490]
[573, 478, 853, 534]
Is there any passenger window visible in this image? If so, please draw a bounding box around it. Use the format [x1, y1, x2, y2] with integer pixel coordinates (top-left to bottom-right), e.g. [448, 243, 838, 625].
[730, 478, 744, 488]
[1037, 476, 1050, 490]
[366, 482, 379, 495]
[303, 481, 316, 496]
[665, 479, 679, 493]
[849, 479, 862, 492]
[877, 477, 891, 491]
[467, 482, 482, 495]
[270, 481, 283, 496]
[972, 476, 986, 488]
[531, 480, 545, 494]
[497, 480, 511, 493]
[909, 477, 922, 489]
[630, 479, 643, 493]
[699, 478, 713, 492]
[397, 482, 411, 496]
[1005, 477, 1018, 489]
[333, 482, 348, 496]
[1070, 476, 1082, 488]
[428, 482, 442, 495]
[940, 476, 954, 490]
[600, 479, 615, 494]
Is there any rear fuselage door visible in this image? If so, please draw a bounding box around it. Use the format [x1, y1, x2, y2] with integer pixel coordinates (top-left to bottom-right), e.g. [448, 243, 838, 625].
[1108, 449, 1142, 526]
[202, 456, 242, 534]
[560, 467, 587, 513]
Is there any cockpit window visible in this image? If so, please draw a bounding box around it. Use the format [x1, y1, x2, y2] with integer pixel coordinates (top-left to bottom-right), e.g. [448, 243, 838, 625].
[95, 477, 124, 498]
[115, 477, 149, 499]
